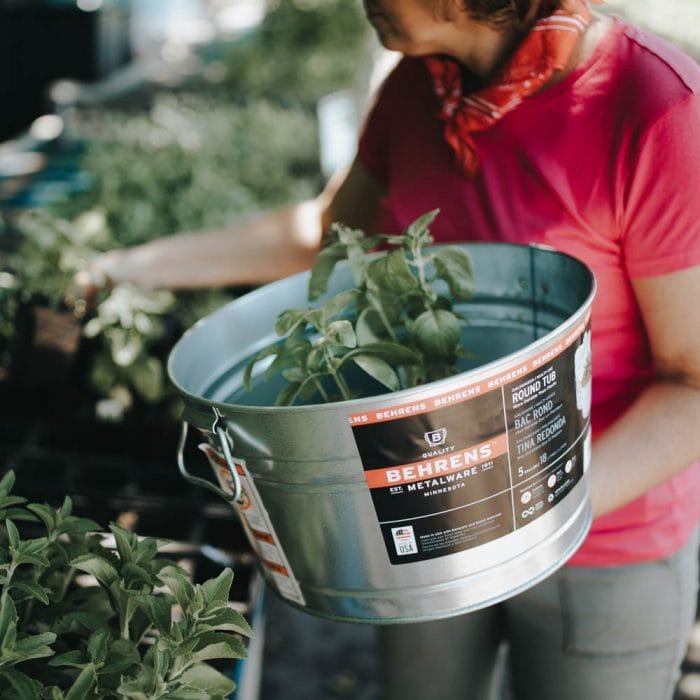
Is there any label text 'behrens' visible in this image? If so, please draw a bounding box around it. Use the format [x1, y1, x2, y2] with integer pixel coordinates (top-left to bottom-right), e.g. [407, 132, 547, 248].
[363, 435, 508, 490]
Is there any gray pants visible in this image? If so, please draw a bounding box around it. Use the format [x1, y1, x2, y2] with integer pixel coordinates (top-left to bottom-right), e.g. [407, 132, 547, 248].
[378, 526, 699, 700]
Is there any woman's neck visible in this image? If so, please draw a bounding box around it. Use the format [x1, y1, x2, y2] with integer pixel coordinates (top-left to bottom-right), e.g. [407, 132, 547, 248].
[449, 19, 521, 80]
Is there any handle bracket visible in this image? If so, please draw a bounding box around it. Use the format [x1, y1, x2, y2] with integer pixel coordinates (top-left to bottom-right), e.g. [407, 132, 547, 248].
[176, 409, 243, 504]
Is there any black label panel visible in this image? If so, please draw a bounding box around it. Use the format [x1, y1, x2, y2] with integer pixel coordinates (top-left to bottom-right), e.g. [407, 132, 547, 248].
[350, 320, 591, 565]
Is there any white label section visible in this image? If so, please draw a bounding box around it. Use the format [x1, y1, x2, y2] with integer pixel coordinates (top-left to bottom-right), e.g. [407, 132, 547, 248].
[391, 525, 419, 556]
[198, 443, 306, 606]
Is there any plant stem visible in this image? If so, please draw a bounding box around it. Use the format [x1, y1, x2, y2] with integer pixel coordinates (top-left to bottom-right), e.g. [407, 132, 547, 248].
[312, 377, 330, 402]
[323, 349, 351, 400]
[333, 369, 352, 400]
[409, 244, 434, 309]
[376, 304, 398, 341]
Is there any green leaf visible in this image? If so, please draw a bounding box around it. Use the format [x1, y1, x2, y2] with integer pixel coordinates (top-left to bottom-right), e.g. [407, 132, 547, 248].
[366, 249, 417, 294]
[366, 288, 401, 325]
[70, 554, 119, 587]
[64, 664, 97, 700]
[9, 580, 51, 605]
[136, 593, 172, 635]
[103, 638, 140, 675]
[324, 320, 356, 349]
[116, 664, 156, 699]
[13, 632, 56, 662]
[404, 208, 439, 245]
[157, 566, 194, 611]
[13, 538, 50, 568]
[0, 592, 18, 647]
[243, 344, 278, 391]
[351, 355, 400, 391]
[109, 524, 136, 565]
[52, 611, 110, 636]
[355, 308, 385, 345]
[308, 242, 346, 300]
[130, 356, 164, 403]
[110, 328, 143, 367]
[87, 629, 109, 664]
[49, 650, 85, 668]
[413, 309, 461, 358]
[0, 497, 28, 517]
[62, 514, 101, 536]
[0, 471, 16, 495]
[5, 520, 20, 549]
[281, 367, 305, 383]
[178, 663, 236, 697]
[275, 381, 303, 406]
[274, 308, 307, 336]
[199, 568, 233, 608]
[320, 289, 359, 323]
[433, 246, 475, 301]
[199, 607, 252, 637]
[190, 632, 247, 663]
[349, 342, 422, 366]
[25, 504, 57, 534]
[0, 668, 43, 698]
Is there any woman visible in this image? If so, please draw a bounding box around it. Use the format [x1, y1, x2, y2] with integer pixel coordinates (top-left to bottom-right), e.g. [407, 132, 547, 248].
[84, 2, 700, 698]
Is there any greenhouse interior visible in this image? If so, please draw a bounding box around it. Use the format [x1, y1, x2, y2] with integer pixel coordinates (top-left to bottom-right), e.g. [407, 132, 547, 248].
[1, 1, 699, 699]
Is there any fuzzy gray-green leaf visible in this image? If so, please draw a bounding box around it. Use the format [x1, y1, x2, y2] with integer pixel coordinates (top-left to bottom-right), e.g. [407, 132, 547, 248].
[320, 289, 359, 323]
[70, 554, 119, 587]
[350, 342, 422, 366]
[325, 320, 356, 349]
[64, 663, 97, 700]
[352, 354, 400, 391]
[433, 246, 475, 301]
[179, 663, 236, 698]
[366, 249, 417, 294]
[404, 208, 439, 246]
[9, 580, 51, 606]
[413, 309, 461, 358]
[200, 568, 233, 608]
[308, 242, 346, 300]
[0, 668, 42, 698]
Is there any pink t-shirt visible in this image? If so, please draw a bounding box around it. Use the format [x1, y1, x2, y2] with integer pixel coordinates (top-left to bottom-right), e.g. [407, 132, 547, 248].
[358, 19, 700, 566]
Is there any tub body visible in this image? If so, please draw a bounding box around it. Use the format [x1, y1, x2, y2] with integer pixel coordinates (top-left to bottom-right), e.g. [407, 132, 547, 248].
[168, 243, 596, 624]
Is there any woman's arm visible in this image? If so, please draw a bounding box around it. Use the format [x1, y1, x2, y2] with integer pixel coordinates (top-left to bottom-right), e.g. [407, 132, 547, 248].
[78, 158, 385, 292]
[587, 265, 700, 519]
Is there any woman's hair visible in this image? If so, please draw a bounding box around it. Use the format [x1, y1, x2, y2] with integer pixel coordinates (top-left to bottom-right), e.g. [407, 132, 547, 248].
[437, 0, 568, 28]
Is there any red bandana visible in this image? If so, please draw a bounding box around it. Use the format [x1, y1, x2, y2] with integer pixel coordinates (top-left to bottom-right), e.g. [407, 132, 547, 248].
[424, 0, 599, 176]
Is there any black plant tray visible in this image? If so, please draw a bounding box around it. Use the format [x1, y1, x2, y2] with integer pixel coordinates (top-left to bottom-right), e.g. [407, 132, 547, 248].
[0, 380, 255, 601]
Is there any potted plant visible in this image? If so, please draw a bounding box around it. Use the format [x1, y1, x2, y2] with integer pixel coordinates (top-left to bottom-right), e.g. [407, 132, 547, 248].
[168, 211, 595, 625]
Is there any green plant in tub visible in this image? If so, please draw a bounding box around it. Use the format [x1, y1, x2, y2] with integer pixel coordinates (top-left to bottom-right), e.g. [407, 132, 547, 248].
[245, 210, 476, 405]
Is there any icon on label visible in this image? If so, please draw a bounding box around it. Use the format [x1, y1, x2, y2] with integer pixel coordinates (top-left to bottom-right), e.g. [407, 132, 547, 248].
[520, 490, 532, 505]
[424, 427, 447, 447]
[565, 459, 573, 474]
[547, 474, 557, 488]
[548, 493, 555, 503]
[391, 526, 419, 556]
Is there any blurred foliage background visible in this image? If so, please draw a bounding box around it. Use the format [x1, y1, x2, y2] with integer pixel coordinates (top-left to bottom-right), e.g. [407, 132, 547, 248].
[0, 0, 371, 421]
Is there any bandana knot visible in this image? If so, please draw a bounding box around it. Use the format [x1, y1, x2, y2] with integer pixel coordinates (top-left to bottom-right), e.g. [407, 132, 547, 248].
[424, 0, 600, 177]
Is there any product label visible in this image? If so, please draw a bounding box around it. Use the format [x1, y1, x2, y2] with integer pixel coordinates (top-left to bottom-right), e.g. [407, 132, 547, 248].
[349, 319, 592, 565]
[198, 442, 306, 605]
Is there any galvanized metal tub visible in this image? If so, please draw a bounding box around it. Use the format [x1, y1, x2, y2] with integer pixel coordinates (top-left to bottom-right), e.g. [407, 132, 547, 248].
[168, 242, 596, 624]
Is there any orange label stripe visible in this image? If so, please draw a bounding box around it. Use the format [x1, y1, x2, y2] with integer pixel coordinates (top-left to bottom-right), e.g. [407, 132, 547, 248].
[250, 528, 276, 545]
[263, 559, 290, 577]
[348, 315, 589, 426]
[364, 433, 508, 489]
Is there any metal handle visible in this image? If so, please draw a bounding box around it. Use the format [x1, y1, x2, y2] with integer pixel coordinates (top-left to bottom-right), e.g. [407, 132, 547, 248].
[177, 412, 243, 504]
